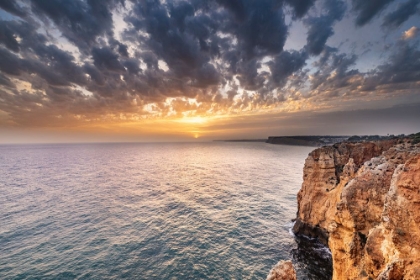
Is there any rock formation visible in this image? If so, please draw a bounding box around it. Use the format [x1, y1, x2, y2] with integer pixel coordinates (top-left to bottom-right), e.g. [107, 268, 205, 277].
[266, 260, 297, 280]
[292, 138, 420, 279]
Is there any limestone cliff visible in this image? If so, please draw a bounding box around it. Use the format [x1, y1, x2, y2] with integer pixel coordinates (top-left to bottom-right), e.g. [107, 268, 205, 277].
[292, 138, 420, 280]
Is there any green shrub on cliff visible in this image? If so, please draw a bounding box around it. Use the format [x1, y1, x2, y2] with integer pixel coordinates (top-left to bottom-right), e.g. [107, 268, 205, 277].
[409, 132, 420, 144]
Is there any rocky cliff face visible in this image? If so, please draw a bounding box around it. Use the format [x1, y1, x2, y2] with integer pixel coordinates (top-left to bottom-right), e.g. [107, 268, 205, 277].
[292, 138, 420, 280]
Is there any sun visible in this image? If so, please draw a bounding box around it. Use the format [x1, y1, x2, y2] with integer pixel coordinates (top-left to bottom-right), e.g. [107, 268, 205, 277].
[194, 133, 199, 139]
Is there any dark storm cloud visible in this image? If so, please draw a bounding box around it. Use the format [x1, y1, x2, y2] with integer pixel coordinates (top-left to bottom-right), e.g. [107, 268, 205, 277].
[30, 0, 123, 53]
[32, 44, 88, 84]
[352, 0, 395, 26]
[0, 0, 27, 17]
[310, 46, 359, 92]
[126, 0, 213, 87]
[373, 42, 420, 85]
[0, 73, 14, 88]
[284, 0, 317, 19]
[0, 21, 20, 52]
[122, 58, 141, 75]
[0, 21, 87, 88]
[269, 50, 308, 86]
[382, 0, 420, 28]
[0, 47, 21, 75]
[194, 62, 220, 87]
[216, 0, 288, 58]
[0, 19, 49, 53]
[117, 43, 129, 57]
[84, 64, 105, 85]
[304, 0, 346, 55]
[92, 47, 126, 72]
[0, 19, 49, 54]
[0, 15, 82, 94]
[235, 58, 263, 90]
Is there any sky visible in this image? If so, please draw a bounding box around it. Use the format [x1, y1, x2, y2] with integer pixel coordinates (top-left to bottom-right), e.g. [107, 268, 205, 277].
[0, 0, 419, 143]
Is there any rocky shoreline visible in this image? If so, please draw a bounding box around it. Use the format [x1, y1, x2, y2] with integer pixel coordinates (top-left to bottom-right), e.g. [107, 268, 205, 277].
[269, 134, 420, 279]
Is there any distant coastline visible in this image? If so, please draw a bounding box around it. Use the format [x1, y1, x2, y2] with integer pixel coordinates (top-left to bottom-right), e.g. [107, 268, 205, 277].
[213, 139, 267, 142]
[215, 134, 411, 147]
[266, 136, 348, 146]
[214, 136, 347, 146]
[214, 136, 346, 146]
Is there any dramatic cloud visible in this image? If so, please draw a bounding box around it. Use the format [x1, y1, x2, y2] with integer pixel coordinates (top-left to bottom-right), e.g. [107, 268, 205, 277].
[0, 0, 27, 17]
[269, 50, 308, 86]
[352, 0, 395, 26]
[0, 0, 419, 140]
[374, 42, 420, 85]
[383, 0, 420, 28]
[30, 0, 123, 53]
[304, 0, 346, 55]
[309, 46, 359, 93]
[284, 0, 317, 19]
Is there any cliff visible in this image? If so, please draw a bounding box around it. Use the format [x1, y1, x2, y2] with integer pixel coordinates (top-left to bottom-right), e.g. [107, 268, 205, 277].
[292, 137, 420, 279]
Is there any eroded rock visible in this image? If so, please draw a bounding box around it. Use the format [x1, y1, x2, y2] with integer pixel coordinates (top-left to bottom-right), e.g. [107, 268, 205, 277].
[266, 260, 297, 280]
[293, 139, 420, 279]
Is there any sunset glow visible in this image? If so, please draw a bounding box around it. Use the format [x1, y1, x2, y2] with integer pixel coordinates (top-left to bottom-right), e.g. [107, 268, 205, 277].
[0, 1, 419, 143]
[177, 116, 208, 125]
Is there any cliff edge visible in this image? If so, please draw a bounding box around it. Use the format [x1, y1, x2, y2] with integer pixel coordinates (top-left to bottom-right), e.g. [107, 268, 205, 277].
[292, 137, 420, 279]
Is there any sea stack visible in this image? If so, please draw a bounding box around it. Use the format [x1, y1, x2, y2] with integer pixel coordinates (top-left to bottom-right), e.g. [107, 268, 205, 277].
[266, 260, 297, 280]
[293, 137, 420, 279]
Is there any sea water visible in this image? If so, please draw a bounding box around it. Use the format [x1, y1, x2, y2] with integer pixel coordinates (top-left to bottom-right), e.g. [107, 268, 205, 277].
[0, 142, 330, 279]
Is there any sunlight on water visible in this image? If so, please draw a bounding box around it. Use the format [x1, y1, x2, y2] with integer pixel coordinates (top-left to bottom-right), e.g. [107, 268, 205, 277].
[0, 142, 317, 279]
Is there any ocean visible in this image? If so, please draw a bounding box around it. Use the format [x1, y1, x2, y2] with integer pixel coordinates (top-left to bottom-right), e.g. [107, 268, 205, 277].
[0, 142, 331, 279]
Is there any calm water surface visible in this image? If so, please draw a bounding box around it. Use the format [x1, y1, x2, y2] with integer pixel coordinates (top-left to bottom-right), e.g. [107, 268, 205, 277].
[0, 142, 328, 279]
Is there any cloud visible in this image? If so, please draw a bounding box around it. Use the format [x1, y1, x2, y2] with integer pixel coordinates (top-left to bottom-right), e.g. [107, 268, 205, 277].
[221, 0, 288, 58]
[0, 47, 21, 75]
[284, 0, 317, 19]
[0, 20, 20, 52]
[91, 47, 126, 72]
[269, 49, 308, 86]
[304, 0, 347, 55]
[30, 0, 123, 53]
[309, 46, 359, 92]
[352, 0, 395, 26]
[0, 0, 27, 17]
[401, 26, 419, 40]
[0, 73, 15, 88]
[308, 39, 420, 101]
[375, 41, 420, 84]
[0, 0, 419, 131]
[383, 0, 420, 28]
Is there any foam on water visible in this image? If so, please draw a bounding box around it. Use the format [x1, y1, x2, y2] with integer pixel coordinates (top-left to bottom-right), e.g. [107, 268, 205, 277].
[0, 142, 328, 279]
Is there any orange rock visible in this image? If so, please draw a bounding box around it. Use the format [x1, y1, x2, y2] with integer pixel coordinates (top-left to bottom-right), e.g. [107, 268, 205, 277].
[266, 260, 297, 280]
[293, 139, 420, 280]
